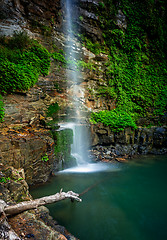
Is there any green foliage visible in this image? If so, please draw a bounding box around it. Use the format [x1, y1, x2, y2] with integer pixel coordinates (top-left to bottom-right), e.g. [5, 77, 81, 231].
[42, 153, 49, 162]
[47, 102, 59, 118]
[91, 109, 137, 132]
[87, 0, 167, 130]
[29, 42, 51, 75]
[0, 177, 11, 183]
[79, 16, 84, 22]
[103, 48, 167, 119]
[0, 94, 4, 122]
[77, 60, 96, 71]
[97, 86, 117, 99]
[0, 59, 38, 92]
[84, 37, 107, 55]
[0, 32, 51, 93]
[18, 177, 24, 181]
[51, 52, 66, 64]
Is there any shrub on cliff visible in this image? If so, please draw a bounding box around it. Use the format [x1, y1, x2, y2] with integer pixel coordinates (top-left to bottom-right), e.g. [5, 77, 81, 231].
[90, 109, 137, 132]
[0, 32, 51, 93]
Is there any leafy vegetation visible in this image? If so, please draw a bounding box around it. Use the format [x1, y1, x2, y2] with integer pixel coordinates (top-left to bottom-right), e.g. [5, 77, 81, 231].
[91, 109, 137, 132]
[0, 177, 11, 183]
[51, 51, 66, 64]
[89, 0, 167, 130]
[42, 153, 49, 162]
[0, 31, 51, 94]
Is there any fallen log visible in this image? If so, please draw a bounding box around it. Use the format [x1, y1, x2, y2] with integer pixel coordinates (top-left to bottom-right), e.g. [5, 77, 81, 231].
[0, 189, 82, 216]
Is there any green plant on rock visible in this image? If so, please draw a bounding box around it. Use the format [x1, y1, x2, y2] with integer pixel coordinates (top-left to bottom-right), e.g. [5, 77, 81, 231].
[83, 37, 107, 55]
[0, 177, 11, 183]
[29, 42, 51, 76]
[79, 16, 84, 22]
[77, 60, 96, 71]
[42, 153, 49, 162]
[30, 20, 52, 36]
[53, 129, 73, 154]
[51, 52, 66, 64]
[90, 109, 137, 132]
[47, 102, 59, 119]
[85, 0, 167, 128]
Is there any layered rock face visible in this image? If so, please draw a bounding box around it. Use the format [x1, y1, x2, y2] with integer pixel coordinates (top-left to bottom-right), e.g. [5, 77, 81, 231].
[0, 0, 61, 20]
[0, 127, 55, 185]
[91, 124, 167, 161]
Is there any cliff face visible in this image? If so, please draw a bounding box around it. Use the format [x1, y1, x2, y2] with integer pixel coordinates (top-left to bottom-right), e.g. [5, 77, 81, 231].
[0, 0, 61, 20]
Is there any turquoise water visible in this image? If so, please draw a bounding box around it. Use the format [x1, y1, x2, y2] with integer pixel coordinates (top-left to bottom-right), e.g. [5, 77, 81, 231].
[30, 155, 167, 240]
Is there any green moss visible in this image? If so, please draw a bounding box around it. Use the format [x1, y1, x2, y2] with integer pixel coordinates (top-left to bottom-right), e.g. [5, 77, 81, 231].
[47, 102, 59, 119]
[53, 129, 73, 154]
[52, 128, 76, 168]
[83, 37, 107, 55]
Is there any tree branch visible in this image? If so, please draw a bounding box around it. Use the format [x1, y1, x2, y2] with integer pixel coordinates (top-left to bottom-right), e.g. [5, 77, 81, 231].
[1, 190, 82, 216]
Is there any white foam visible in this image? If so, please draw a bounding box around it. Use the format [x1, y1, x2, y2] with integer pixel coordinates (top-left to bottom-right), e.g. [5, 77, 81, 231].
[58, 163, 120, 174]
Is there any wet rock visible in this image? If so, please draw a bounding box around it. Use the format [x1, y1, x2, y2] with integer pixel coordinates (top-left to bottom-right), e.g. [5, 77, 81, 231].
[91, 124, 167, 157]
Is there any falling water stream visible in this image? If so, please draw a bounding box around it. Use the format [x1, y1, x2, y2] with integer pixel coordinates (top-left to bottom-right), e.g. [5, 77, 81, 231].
[60, 0, 99, 172]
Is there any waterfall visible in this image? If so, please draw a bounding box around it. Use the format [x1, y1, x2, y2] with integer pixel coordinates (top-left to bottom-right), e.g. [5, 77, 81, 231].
[61, 0, 91, 167]
[59, 0, 111, 173]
